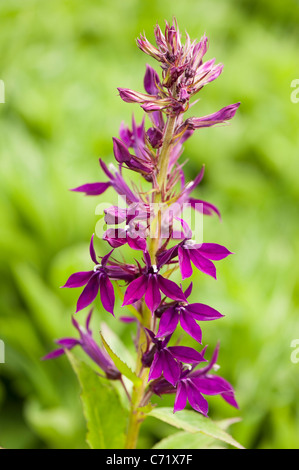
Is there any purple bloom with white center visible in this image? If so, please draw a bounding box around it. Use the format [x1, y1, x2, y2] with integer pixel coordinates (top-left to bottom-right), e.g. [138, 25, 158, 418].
[144, 330, 206, 386]
[159, 239, 233, 280]
[156, 283, 224, 343]
[43, 310, 121, 380]
[122, 251, 186, 312]
[151, 344, 238, 415]
[62, 234, 115, 315]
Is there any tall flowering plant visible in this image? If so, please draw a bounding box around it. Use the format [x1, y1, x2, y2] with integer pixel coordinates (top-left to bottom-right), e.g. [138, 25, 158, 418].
[45, 19, 242, 450]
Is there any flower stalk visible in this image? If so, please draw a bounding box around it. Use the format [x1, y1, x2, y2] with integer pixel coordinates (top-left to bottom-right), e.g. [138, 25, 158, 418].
[45, 18, 240, 449]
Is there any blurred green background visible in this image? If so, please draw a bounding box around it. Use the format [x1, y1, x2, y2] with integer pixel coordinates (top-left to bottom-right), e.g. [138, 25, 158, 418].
[0, 0, 299, 449]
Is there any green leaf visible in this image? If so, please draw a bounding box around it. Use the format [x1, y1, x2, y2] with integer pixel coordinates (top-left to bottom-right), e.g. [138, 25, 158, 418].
[148, 407, 244, 449]
[100, 332, 141, 386]
[153, 431, 216, 449]
[67, 351, 128, 449]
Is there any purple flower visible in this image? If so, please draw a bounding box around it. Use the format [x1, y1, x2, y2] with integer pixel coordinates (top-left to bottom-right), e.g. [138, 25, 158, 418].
[145, 330, 206, 386]
[151, 344, 238, 415]
[43, 310, 121, 380]
[185, 102, 241, 129]
[62, 235, 115, 315]
[159, 239, 233, 280]
[122, 251, 186, 313]
[156, 283, 223, 343]
[72, 159, 139, 205]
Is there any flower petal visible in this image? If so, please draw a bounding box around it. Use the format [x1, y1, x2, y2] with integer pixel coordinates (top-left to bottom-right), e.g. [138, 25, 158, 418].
[89, 234, 98, 264]
[62, 271, 93, 288]
[188, 249, 217, 279]
[71, 182, 110, 196]
[187, 382, 209, 416]
[162, 350, 181, 386]
[156, 307, 179, 338]
[148, 352, 163, 381]
[198, 243, 233, 260]
[145, 274, 161, 312]
[185, 303, 224, 321]
[168, 346, 205, 364]
[99, 274, 115, 315]
[174, 381, 188, 413]
[122, 274, 148, 306]
[157, 275, 186, 302]
[76, 274, 100, 312]
[180, 310, 202, 343]
[178, 246, 193, 279]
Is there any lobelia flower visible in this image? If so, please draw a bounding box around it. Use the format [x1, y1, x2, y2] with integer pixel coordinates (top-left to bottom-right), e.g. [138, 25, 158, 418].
[43, 310, 121, 380]
[62, 234, 116, 314]
[156, 283, 224, 343]
[144, 329, 206, 386]
[71, 158, 139, 205]
[60, 17, 240, 426]
[119, 19, 240, 120]
[150, 344, 238, 415]
[122, 251, 187, 313]
[158, 238, 233, 280]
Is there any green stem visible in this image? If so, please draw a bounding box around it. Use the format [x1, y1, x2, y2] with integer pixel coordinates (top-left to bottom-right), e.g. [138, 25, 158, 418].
[156, 114, 177, 195]
[124, 114, 176, 449]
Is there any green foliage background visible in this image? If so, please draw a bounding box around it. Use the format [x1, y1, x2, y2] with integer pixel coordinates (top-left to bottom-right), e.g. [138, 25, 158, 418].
[0, 0, 299, 449]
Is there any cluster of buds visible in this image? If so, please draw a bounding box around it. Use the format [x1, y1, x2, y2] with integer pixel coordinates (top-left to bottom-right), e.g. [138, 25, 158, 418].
[45, 19, 239, 417]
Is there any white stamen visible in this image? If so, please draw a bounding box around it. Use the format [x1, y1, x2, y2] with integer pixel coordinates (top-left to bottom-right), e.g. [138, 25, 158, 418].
[108, 163, 117, 173]
[152, 264, 158, 273]
[185, 239, 196, 247]
[93, 264, 101, 271]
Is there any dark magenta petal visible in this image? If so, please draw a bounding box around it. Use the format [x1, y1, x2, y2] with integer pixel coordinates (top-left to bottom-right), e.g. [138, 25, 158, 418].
[187, 382, 209, 416]
[157, 244, 179, 268]
[127, 234, 147, 251]
[157, 275, 186, 302]
[188, 249, 217, 279]
[148, 352, 163, 381]
[101, 249, 114, 267]
[113, 137, 132, 163]
[99, 275, 115, 315]
[156, 307, 179, 338]
[174, 381, 188, 412]
[123, 274, 148, 306]
[162, 350, 180, 386]
[180, 310, 202, 344]
[76, 275, 100, 312]
[178, 246, 193, 279]
[56, 338, 79, 349]
[184, 282, 193, 299]
[192, 375, 234, 396]
[103, 228, 127, 248]
[222, 391, 239, 409]
[189, 198, 221, 219]
[89, 234, 98, 264]
[198, 243, 233, 260]
[71, 182, 110, 196]
[85, 309, 93, 333]
[185, 303, 224, 321]
[145, 274, 161, 312]
[144, 64, 160, 95]
[168, 346, 205, 364]
[42, 348, 66, 360]
[62, 270, 93, 288]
